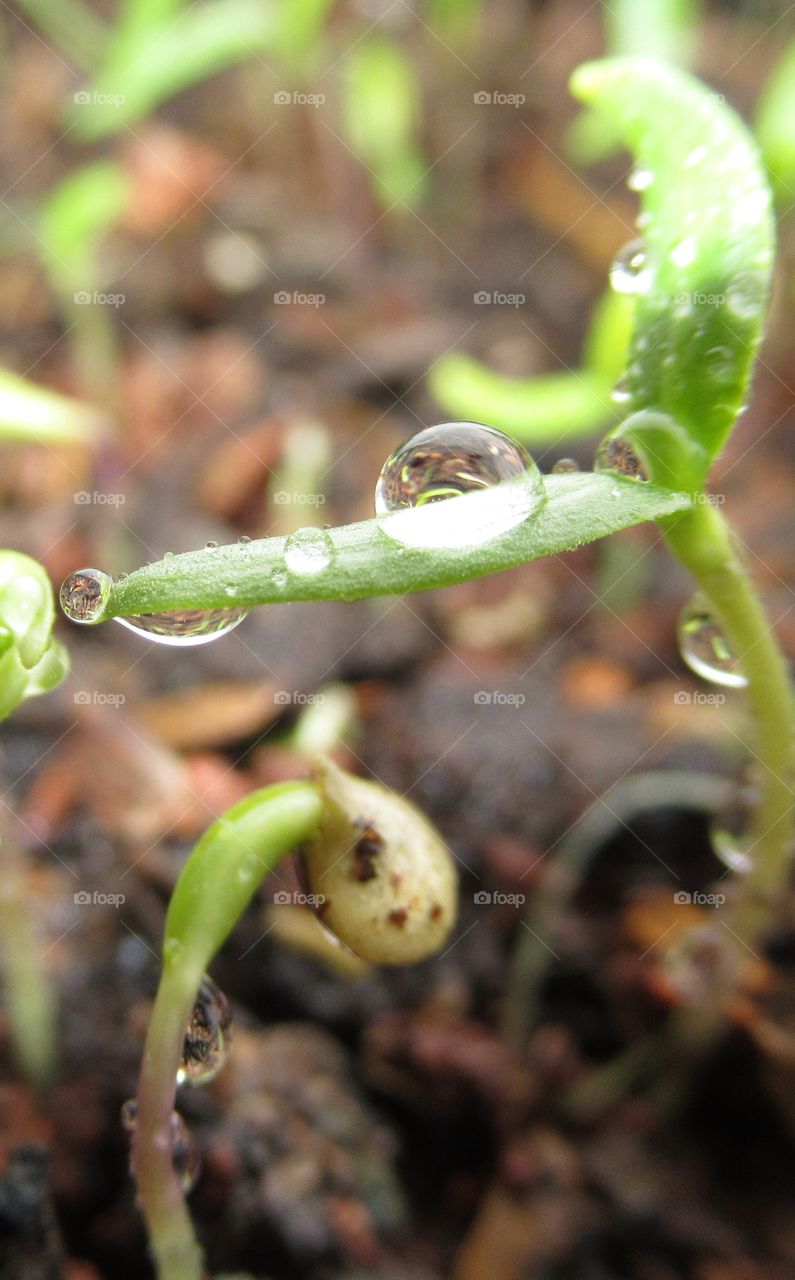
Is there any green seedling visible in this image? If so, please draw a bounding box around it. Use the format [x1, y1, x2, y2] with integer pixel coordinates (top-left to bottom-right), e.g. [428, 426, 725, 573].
[428, 288, 634, 446]
[129, 762, 456, 1279]
[342, 36, 428, 211]
[0, 369, 104, 444]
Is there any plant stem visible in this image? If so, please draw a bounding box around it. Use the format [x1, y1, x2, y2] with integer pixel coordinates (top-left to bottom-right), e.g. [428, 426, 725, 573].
[17, 0, 107, 70]
[663, 502, 795, 951]
[131, 781, 323, 1280]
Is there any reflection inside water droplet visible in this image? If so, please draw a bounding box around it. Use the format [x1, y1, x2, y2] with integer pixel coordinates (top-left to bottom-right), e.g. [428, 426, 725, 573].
[178, 974, 232, 1086]
[678, 593, 748, 689]
[594, 435, 649, 482]
[610, 239, 651, 295]
[114, 607, 248, 646]
[283, 527, 333, 575]
[374, 421, 545, 550]
[60, 568, 114, 624]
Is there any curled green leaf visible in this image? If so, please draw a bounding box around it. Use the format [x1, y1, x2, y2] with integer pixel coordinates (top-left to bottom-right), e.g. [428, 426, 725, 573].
[571, 57, 775, 486]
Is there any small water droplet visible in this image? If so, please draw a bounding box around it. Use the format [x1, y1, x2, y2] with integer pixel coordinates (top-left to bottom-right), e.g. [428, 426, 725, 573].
[678, 594, 748, 688]
[636, 211, 651, 230]
[177, 974, 232, 1086]
[710, 781, 757, 875]
[551, 458, 578, 474]
[628, 167, 653, 192]
[114, 607, 248, 647]
[611, 377, 633, 405]
[374, 421, 545, 550]
[669, 237, 697, 269]
[205, 540, 219, 551]
[238, 535, 252, 544]
[595, 436, 649, 481]
[163, 551, 175, 560]
[610, 239, 651, 295]
[272, 569, 288, 589]
[283, 527, 333, 575]
[120, 1102, 201, 1193]
[59, 568, 114, 624]
[726, 273, 762, 321]
[684, 144, 707, 168]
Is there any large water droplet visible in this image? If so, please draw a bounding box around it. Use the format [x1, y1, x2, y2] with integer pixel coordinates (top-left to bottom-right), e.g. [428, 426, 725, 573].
[114, 607, 248, 646]
[121, 1102, 201, 1193]
[594, 436, 648, 481]
[283, 527, 333, 576]
[60, 568, 114, 624]
[610, 239, 651, 295]
[374, 421, 545, 550]
[177, 974, 232, 1086]
[677, 594, 748, 689]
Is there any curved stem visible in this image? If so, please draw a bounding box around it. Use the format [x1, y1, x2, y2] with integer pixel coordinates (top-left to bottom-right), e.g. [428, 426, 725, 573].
[131, 781, 324, 1280]
[663, 503, 795, 950]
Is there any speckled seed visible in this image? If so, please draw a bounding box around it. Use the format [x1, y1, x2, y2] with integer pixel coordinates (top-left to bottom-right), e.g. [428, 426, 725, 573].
[303, 758, 457, 964]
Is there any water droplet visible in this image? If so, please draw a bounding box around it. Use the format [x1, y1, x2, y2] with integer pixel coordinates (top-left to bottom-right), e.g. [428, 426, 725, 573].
[710, 781, 757, 875]
[594, 436, 648, 482]
[551, 458, 578, 474]
[272, 569, 287, 589]
[163, 551, 175, 560]
[120, 1102, 201, 1193]
[238, 535, 252, 544]
[609, 239, 651, 295]
[611, 377, 633, 405]
[283, 527, 333, 575]
[374, 421, 545, 550]
[205, 540, 219, 551]
[725, 273, 762, 321]
[628, 167, 653, 192]
[669, 237, 697, 269]
[177, 975, 232, 1087]
[114, 607, 248, 647]
[59, 568, 114, 624]
[677, 594, 748, 688]
[684, 144, 707, 169]
[705, 346, 733, 380]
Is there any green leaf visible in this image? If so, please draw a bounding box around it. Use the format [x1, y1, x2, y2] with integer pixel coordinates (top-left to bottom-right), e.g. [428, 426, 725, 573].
[16, 0, 107, 71]
[101, 472, 691, 619]
[755, 39, 795, 203]
[70, 0, 277, 140]
[343, 37, 426, 208]
[271, 0, 334, 72]
[571, 57, 775, 486]
[427, 290, 633, 445]
[0, 553, 66, 719]
[39, 163, 130, 294]
[0, 370, 104, 444]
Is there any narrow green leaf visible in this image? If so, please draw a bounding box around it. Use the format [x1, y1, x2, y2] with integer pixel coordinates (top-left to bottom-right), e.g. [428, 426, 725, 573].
[571, 57, 775, 482]
[0, 370, 104, 444]
[427, 290, 633, 444]
[101, 473, 691, 619]
[39, 163, 130, 294]
[70, 0, 277, 141]
[343, 37, 426, 208]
